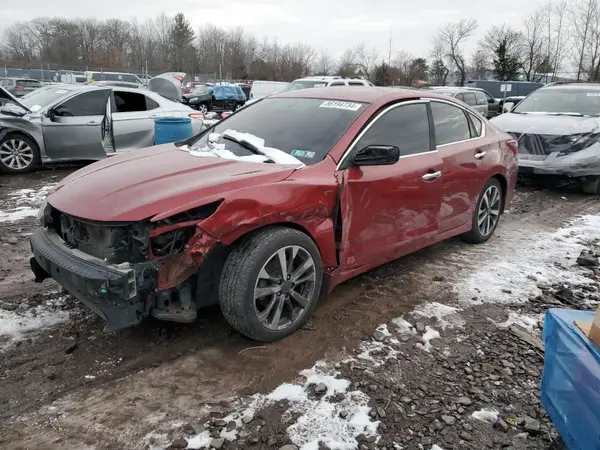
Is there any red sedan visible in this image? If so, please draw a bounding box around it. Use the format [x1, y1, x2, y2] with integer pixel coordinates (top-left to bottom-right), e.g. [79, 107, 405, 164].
[29, 87, 518, 342]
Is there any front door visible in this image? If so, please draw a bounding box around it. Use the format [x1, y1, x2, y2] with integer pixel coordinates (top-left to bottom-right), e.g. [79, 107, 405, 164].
[338, 101, 443, 277]
[42, 89, 111, 161]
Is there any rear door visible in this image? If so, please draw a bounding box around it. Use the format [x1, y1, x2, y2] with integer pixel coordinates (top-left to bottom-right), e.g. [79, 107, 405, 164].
[430, 100, 489, 233]
[42, 89, 111, 160]
[339, 100, 443, 277]
[112, 90, 163, 152]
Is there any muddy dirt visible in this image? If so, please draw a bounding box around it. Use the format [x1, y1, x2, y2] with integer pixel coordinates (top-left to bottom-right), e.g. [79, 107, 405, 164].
[0, 166, 599, 449]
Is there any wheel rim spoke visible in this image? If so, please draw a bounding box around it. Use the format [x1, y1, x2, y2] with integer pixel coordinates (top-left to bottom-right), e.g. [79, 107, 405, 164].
[290, 289, 309, 309]
[478, 185, 501, 236]
[254, 244, 316, 331]
[1, 140, 33, 169]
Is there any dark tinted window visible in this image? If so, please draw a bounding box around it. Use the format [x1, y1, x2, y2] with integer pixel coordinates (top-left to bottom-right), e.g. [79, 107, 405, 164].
[356, 103, 430, 156]
[189, 98, 365, 165]
[431, 101, 471, 145]
[468, 113, 483, 137]
[17, 79, 41, 88]
[114, 91, 158, 112]
[463, 92, 477, 106]
[55, 90, 109, 116]
[474, 91, 487, 105]
[348, 82, 365, 86]
[330, 82, 345, 86]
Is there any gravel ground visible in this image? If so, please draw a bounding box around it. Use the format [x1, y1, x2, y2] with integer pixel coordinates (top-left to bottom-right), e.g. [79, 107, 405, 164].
[0, 167, 599, 449]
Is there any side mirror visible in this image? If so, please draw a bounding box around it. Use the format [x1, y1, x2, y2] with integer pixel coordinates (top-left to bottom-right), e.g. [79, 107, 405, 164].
[352, 145, 400, 167]
[487, 97, 495, 104]
[45, 108, 56, 121]
[503, 102, 515, 113]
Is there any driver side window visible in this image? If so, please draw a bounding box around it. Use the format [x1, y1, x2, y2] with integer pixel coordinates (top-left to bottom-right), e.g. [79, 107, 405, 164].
[355, 103, 431, 157]
[55, 90, 108, 116]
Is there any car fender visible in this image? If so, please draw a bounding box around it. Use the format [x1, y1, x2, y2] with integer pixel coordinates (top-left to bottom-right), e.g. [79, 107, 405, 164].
[198, 168, 340, 269]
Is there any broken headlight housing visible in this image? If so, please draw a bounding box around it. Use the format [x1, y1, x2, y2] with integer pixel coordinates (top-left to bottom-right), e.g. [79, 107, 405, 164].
[557, 132, 600, 156]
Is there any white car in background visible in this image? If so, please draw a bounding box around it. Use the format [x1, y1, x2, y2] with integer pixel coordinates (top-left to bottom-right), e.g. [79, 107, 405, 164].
[281, 76, 373, 92]
[248, 81, 289, 101]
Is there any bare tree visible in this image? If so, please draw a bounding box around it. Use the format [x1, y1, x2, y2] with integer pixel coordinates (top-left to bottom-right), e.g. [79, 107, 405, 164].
[353, 43, 379, 80]
[314, 48, 335, 75]
[522, 8, 547, 81]
[545, 0, 569, 81]
[428, 40, 450, 85]
[470, 48, 489, 80]
[337, 49, 356, 77]
[434, 19, 478, 86]
[570, 0, 599, 80]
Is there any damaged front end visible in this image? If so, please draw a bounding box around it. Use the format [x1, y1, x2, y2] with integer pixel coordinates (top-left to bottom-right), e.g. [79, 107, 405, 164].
[29, 201, 221, 331]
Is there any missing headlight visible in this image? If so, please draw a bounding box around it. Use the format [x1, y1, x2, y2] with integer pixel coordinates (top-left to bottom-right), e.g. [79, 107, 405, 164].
[150, 226, 196, 258]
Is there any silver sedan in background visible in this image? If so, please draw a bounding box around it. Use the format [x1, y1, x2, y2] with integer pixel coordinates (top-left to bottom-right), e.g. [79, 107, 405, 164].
[0, 73, 204, 173]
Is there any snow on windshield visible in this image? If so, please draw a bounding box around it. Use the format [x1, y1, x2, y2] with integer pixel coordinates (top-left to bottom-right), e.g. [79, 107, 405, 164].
[183, 129, 305, 167]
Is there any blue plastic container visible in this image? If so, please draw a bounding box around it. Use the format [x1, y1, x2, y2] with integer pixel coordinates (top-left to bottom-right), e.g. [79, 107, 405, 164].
[154, 117, 192, 145]
[541, 309, 600, 450]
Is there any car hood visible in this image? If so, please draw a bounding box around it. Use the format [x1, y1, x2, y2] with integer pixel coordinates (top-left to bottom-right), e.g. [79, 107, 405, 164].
[0, 86, 30, 114]
[491, 112, 600, 135]
[47, 144, 298, 222]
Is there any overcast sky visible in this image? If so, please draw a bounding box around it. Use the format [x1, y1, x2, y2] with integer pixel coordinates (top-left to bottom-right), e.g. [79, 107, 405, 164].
[2, 0, 549, 59]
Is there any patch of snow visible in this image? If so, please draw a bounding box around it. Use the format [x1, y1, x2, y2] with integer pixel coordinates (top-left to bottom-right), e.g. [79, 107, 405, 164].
[456, 215, 600, 305]
[431, 446, 445, 450]
[496, 311, 543, 331]
[222, 129, 305, 166]
[0, 298, 71, 348]
[375, 324, 392, 337]
[0, 185, 54, 223]
[411, 302, 464, 329]
[392, 317, 416, 334]
[471, 408, 500, 422]
[418, 326, 441, 352]
[186, 431, 211, 449]
[268, 383, 308, 402]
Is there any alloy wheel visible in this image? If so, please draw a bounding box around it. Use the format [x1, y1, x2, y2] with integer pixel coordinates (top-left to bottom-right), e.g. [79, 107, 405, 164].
[253, 245, 317, 331]
[477, 184, 501, 237]
[198, 104, 208, 114]
[0, 139, 34, 170]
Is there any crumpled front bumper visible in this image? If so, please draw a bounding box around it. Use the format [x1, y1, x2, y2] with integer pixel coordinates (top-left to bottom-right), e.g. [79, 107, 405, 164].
[519, 152, 600, 178]
[29, 227, 153, 331]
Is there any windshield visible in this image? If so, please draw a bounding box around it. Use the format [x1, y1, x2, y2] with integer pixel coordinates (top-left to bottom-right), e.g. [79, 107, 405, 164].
[20, 86, 74, 109]
[281, 80, 331, 92]
[187, 97, 365, 165]
[512, 88, 600, 116]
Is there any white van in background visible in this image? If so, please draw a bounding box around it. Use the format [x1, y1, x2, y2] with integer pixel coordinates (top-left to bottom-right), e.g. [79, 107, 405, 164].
[249, 81, 289, 100]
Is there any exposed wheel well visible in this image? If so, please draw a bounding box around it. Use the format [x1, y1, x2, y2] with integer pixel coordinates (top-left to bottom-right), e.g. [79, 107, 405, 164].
[195, 223, 325, 306]
[491, 173, 508, 213]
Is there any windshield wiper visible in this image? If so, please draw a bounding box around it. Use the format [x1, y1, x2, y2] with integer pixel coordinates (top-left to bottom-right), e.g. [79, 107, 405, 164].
[221, 134, 275, 163]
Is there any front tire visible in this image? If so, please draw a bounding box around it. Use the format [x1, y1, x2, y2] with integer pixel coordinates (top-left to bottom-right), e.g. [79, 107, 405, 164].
[0, 133, 40, 174]
[197, 103, 209, 114]
[462, 178, 503, 244]
[220, 227, 323, 342]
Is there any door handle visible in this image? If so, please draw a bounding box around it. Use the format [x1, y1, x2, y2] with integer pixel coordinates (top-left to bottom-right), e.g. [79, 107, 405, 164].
[85, 121, 99, 126]
[422, 171, 442, 180]
[475, 150, 487, 159]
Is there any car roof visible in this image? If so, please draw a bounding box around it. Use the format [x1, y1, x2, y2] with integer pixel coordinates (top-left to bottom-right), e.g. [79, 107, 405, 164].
[275, 86, 453, 104]
[426, 86, 473, 92]
[2, 77, 40, 81]
[544, 82, 600, 90]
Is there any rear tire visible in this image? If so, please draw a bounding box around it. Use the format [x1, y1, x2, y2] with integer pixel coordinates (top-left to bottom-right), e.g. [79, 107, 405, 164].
[462, 178, 503, 244]
[219, 227, 323, 342]
[0, 133, 40, 174]
[581, 177, 600, 195]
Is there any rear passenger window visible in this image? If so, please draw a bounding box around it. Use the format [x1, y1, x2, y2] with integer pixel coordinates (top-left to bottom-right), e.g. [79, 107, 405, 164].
[468, 113, 483, 137]
[356, 103, 430, 156]
[455, 93, 464, 102]
[430, 101, 471, 146]
[463, 92, 477, 106]
[330, 82, 345, 86]
[348, 82, 364, 86]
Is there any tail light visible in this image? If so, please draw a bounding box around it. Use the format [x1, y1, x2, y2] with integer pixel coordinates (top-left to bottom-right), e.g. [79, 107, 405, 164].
[189, 112, 204, 120]
[506, 139, 518, 157]
[16, 85, 24, 89]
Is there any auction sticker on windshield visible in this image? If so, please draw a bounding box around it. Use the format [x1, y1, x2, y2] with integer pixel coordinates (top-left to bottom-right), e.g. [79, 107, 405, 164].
[291, 149, 316, 158]
[319, 100, 362, 111]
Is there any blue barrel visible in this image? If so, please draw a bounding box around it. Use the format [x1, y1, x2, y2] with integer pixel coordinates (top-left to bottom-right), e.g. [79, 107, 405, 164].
[154, 117, 193, 145]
